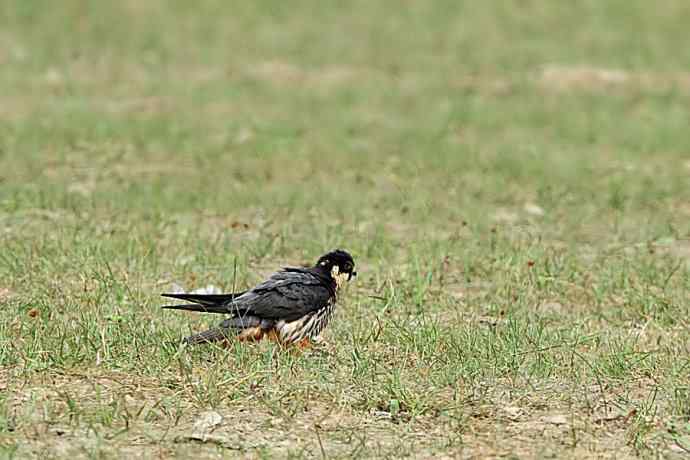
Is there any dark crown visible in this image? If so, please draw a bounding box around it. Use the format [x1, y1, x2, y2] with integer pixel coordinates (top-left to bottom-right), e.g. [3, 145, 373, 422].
[316, 249, 355, 271]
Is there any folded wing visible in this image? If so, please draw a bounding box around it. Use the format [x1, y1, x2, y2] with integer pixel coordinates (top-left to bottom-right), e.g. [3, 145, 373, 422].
[161, 269, 333, 321]
[229, 269, 333, 322]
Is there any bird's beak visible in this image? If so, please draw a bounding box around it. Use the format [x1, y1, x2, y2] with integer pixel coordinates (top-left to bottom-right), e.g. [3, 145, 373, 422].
[349, 271, 357, 281]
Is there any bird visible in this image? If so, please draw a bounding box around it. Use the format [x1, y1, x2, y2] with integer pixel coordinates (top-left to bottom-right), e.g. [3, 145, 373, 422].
[162, 249, 356, 347]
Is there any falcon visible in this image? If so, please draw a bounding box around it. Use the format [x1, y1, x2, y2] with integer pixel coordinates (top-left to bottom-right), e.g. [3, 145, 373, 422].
[162, 249, 356, 347]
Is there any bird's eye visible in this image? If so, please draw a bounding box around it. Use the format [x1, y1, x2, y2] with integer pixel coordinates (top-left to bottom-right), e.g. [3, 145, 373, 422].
[343, 263, 353, 272]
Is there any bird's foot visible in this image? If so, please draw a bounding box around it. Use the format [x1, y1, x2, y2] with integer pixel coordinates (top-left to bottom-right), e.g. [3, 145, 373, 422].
[296, 337, 312, 350]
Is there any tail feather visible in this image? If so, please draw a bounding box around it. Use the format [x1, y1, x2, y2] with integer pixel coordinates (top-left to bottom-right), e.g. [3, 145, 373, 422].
[162, 303, 229, 314]
[183, 328, 230, 345]
[180, 316, 264, 345]
[163, 291, 260, 345]
[161, 292, 246, 315]
[161, 292, 245, 305]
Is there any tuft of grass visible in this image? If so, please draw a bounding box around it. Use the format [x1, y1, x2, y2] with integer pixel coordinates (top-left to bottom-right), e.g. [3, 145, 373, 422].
[1, 0, 689, 457]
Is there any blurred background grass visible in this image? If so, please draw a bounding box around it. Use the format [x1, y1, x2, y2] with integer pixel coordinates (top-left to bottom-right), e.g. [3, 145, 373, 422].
[1, 1, 689, 457]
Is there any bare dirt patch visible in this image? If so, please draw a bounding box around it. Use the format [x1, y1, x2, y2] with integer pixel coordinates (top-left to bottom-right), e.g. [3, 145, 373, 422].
[537, 64, 690, 93]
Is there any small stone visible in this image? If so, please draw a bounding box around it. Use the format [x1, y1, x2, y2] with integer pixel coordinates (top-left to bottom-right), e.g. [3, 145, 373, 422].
[193, 411, 223, 439]
[524, 203, 545, 217]
[542, 414, 568, 425]
[235, 127, 254, 144]
[503, 406, 522, 420]
[0, 288, 12, 301]
[44, 68, 63, 85]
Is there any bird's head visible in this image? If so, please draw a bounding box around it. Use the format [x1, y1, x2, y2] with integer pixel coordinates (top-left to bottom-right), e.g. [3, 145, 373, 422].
[315, 249, 357, 288]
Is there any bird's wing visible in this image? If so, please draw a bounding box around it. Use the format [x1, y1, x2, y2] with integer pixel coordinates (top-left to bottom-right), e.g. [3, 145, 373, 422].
[232, 269, 333, 322]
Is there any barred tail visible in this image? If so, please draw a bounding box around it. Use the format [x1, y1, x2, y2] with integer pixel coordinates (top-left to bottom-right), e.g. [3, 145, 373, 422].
[181, 316, 263, 345]
[183, 328, 229, 345]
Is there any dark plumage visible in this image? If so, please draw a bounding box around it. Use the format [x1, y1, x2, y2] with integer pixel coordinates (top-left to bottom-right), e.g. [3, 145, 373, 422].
[162, 249, 356, 346]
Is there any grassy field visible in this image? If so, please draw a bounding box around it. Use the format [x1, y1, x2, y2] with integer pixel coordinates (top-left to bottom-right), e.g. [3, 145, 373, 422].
[1, 1, 690, 458]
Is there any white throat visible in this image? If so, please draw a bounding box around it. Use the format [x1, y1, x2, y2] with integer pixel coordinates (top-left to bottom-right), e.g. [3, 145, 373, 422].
[330, 265, 349, 289]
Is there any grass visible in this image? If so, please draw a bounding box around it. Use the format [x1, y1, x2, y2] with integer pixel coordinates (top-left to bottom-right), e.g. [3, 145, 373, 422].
[1, 0, 690, 458]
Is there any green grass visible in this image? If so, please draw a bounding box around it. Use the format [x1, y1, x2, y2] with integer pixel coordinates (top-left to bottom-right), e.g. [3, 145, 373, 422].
[1, 1, 690, 458]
